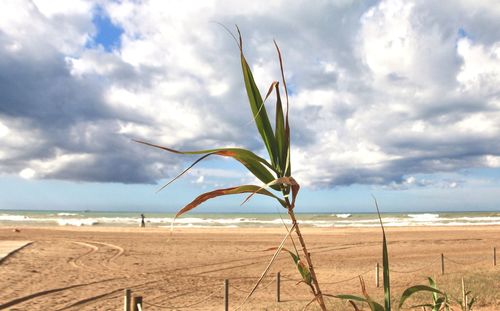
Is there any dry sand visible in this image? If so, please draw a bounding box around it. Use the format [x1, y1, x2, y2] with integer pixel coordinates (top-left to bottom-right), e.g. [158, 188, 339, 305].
[0, 225, 499, 310]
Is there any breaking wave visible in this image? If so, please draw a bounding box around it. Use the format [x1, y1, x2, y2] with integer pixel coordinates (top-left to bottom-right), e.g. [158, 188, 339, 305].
[1, 212, 500, 228]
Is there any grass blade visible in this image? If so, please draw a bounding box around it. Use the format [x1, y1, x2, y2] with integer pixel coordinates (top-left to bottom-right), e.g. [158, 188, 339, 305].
[237, 27, 279, 167]
[428, 277, 440, 308]
[373, 196, 391, 311]
[330, 293, 385, 311]
[330, 277, 384, 311]
[399, 285, 443, 309]
[273, 40, 291, 177]
[273, 81, 286, 176]
[263, 80, 286, 176]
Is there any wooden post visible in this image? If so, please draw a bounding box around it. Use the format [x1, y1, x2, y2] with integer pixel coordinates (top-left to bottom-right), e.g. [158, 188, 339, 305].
[494, 247, 497, 266]
[131, 296, 142, 311]
[376, 262, 380, 288]
[130, 296, 136, 311]
[136, 296, 143, 311]
[224, 279, 229, 311]
[124, 289, 131, 311]
[441, 253, 445, 275]
[276, 272, 281, 303]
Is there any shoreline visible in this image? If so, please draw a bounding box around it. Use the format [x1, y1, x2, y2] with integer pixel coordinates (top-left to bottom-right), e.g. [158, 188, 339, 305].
[3, 210, 500, 229]
[3, 224, 500, 233]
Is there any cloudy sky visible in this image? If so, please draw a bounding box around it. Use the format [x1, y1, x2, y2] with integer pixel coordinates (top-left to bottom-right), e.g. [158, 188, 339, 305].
[1, 0, 499, 213]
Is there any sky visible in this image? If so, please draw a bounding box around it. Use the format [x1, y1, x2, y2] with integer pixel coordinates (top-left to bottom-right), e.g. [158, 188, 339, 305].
[0, 0, 500, 213]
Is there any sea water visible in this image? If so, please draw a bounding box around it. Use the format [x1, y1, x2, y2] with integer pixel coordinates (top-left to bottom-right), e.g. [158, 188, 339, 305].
[1, 210, 500, 228]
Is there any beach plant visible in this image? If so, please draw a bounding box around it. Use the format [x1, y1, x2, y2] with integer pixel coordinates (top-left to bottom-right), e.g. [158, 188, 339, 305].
[330, 199, 481, 311]
[412, 277, 452, 311]
[400, 277, 451, 311]
[136, 28, 328, 310]
[333, 200, 479, 311]
[454, 278, 476, 311]
[333, 198, 443, 311]
[400, 277, 476, 311]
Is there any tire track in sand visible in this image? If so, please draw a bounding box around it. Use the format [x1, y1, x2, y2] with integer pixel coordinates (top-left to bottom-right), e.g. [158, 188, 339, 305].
[67, 241, 124, 271]
[0, 241, 127, 310]
[67, 242, 98, 269]
[89, 241, 125, 267]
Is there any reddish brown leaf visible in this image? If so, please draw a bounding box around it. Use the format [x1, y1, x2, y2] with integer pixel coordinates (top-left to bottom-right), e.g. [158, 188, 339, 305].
[176, 185, 286, 219]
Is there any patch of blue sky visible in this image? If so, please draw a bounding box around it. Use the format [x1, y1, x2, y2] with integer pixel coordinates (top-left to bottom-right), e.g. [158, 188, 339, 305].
[87, 7, 123, 52]
[1, 173, 499, 213]
[457, 27, 468, 39]
[459, 167, 500, 184]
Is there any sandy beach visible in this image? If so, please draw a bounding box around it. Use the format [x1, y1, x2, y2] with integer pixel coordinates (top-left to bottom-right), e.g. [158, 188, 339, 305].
[0, 225, 499, 310]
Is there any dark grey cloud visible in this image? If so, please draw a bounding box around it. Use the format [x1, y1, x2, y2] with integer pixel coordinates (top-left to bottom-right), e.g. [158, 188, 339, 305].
[1, 0, 499, 190]
[0, 41, 109, 125]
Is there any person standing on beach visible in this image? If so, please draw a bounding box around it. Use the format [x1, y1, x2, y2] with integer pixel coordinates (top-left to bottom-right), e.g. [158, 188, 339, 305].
[141, 214, 145, 227]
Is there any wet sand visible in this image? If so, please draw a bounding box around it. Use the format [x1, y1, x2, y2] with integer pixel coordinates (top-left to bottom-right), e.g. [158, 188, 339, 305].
[0, 226, 499, 310]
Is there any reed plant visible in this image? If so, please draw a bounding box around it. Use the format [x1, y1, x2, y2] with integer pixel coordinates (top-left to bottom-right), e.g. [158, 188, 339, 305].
[333, 198, 477, 311]
[137, 27, 328, 310]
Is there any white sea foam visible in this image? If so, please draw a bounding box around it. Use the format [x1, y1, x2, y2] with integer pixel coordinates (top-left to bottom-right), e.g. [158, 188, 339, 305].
[57, 212, 79, 216]
[407, 213, 440, 222]
[0, 214, 30, 221]
[57, 219, 98, 226]
[333, 214, 352, 218]
[2, 212, 500, 228]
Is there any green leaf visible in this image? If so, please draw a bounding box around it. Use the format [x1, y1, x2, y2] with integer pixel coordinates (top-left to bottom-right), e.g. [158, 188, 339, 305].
[399, 285, 444, 309]
[273, 40, 291, 178]
[134, 140, 281, 191]
[237, 27, 279, 168]
[273, 82, 286, 176]
[332, 294, 384, 311]
[265, 247, 312, 285]
[175, 185, 286, 219]
[373, 197, 391, 311]
[428, 277, 440, 305]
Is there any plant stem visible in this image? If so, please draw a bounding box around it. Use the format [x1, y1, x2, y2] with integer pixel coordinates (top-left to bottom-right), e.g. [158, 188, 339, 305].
[287, 207, 327, 311]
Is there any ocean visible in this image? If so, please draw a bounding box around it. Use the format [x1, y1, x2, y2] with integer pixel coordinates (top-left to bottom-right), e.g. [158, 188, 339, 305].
[1, 210, 500, 228]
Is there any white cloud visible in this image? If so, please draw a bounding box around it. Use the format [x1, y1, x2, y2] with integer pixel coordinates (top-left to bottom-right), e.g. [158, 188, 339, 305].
[0, 0, 93, 55]
[485, 155, 500, 168]
[1, 0, 500, 189]
[28, 151, 93, 178]
[457, 38, 500, 95]
[0, 121, 9, 138]
[19, 168, 36, 179]
[32, 0, 92, 18]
